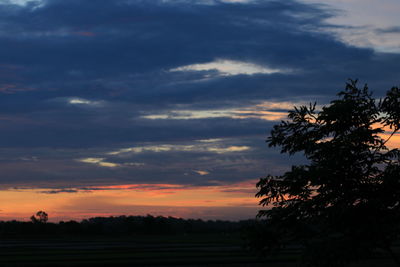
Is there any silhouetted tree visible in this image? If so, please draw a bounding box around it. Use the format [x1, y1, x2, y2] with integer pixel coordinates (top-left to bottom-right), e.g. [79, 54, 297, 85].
[30, 211, 48, 224]
[256, 80, 400, 266]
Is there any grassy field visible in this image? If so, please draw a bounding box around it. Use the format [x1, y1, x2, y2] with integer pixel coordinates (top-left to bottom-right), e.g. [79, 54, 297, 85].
[0, 234, 399, 266]
[0, 233, 262, 267]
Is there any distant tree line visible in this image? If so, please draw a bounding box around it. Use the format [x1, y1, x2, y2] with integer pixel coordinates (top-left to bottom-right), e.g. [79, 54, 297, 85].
[0, 215, 254, 238]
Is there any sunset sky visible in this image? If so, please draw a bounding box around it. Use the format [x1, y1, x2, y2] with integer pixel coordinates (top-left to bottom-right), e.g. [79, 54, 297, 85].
[0, 0, 399, 221]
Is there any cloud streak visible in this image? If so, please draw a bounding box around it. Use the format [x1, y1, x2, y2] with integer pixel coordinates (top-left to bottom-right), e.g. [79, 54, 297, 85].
[170, 59, 287, 76]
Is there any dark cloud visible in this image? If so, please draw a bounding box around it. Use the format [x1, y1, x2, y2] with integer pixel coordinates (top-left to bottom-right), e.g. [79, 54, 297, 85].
[376, 26, 400, 34]
[0, 0, 398, 189]
[0, 136, 305, 188]
[40, 189, 80, 194]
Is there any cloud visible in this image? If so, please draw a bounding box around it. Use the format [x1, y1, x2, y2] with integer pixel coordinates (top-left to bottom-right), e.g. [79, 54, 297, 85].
[78, 157, 145, 168]
[140, 100, 300, 121]
[40, 189, 80, 194]
[376, 26, 400, 34]
[197, 138, 223, 143]
[207, 146, 250, 153]
[194, 170, 209, 176]
[2, 0, 44, 7]
[0, 0, 398, 203]
[106, 141, 251, 156]
[0, 136, 297, 190]
[78, 158, 121, 168]
[68, 98, 103, 106]
[38, 183, 190, 194]
[141, 108, 288, 121]
[170, 59, 287, 76]
[107, 145, 192, 155]
[299, 0, 400, 53]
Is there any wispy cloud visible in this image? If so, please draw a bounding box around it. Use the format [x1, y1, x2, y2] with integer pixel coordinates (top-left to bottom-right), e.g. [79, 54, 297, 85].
[78, 158, 121, 168]
[107, 143, 251, 156]
[207, 146, 250, 153]
[78, 158, 144, 168]
[67, 98, 103, 107]
[170, 59, 287, 76]
[2, 0, 44, 8]
[141, 100, 299, 121]
[194, 170, 209, 176]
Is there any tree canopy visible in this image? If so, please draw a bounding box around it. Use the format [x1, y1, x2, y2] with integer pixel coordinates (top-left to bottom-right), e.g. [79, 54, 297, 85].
[30, 211, 48, 224]
[256, 80, 400, 266]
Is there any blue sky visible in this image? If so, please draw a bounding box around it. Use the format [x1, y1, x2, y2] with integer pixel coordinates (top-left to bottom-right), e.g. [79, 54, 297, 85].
[0, 0, 399, 220]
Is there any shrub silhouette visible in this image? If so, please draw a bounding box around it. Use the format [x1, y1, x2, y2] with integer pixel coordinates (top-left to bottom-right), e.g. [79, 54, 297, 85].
[256, 80, 400, 266]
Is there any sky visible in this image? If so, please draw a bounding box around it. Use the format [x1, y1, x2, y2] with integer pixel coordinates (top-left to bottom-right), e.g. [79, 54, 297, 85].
[0, 0, 399, 221]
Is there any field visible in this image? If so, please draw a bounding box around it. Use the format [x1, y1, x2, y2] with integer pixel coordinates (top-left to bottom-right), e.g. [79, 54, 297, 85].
[0, 233, 260, 267]
[0, 234, 399, 266]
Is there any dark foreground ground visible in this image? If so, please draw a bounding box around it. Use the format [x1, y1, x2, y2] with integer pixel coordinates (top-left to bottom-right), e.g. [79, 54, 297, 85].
[1, 233, 258, 267]
[1, 234, 399, 267]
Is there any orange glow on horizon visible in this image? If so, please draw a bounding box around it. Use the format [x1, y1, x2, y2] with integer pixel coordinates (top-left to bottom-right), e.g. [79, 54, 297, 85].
[0, 180, 259, 222]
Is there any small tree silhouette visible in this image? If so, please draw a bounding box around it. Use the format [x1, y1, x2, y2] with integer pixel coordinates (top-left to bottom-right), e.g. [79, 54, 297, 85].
[30, 211, 48, 224]
[256, 80, 400, 266]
